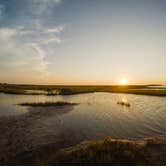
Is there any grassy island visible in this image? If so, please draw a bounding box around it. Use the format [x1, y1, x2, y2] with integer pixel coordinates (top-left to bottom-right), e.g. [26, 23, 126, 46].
[18, 101, 78, 107]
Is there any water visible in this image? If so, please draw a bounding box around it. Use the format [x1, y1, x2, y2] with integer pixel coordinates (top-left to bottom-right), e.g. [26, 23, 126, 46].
[0, 92, 166, 154]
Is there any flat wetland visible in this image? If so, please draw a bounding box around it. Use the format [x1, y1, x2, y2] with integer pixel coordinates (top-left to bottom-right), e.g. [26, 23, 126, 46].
[1, 84, 166, 96]
[0, 84, 166, 165]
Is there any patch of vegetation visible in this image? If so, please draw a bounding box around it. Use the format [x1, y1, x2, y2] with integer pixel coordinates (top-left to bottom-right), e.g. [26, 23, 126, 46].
[18, 101, 78, 107]
[117, 101, 131, 107]
[50, 139, 147, 166]
[59, 88, 74, 95]
[10, 137, 166, 166]
[0, 87, 26, 94]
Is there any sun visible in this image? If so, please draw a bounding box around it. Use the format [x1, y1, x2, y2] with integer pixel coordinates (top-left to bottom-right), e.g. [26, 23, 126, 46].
[120, 78, 128, 85]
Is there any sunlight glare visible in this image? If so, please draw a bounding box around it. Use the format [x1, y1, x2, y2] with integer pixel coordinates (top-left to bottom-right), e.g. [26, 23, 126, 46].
[120, 78, 128, 85]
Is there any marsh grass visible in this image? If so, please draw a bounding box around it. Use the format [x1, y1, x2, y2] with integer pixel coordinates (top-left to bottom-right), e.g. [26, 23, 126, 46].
[10, 138, 164, 166]
[117, 101, 131, 107]
[52, 139, 148, 166]
[18, 101, 78, 107]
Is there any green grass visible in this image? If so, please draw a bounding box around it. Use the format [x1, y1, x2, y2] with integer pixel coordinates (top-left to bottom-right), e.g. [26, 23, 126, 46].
[18, 101, 78, 107]
[0, 83, 166, 97]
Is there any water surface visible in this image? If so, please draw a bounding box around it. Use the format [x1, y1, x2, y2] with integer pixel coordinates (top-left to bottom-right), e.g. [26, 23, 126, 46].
[0, 92, 166, 155]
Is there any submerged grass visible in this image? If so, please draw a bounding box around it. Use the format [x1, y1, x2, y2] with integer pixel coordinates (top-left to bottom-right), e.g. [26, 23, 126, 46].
[19, 101, 78, 107]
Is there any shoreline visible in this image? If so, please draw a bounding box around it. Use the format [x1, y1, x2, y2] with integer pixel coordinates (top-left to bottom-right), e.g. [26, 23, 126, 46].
[8, 137, 166, 166]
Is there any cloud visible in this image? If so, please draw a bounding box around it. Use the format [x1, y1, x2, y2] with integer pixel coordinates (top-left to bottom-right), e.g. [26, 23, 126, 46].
[31, 43, 50, 76]
[33, 0, 61, 6]
[0, 28, 15, 38]
[0, 22, 64, 82]
[0, 0, 64, 83]
[30, 0, 62, 15]
[46, 26, 64, 33]
[41, 38, 61, 44]
[0, 24, 64, 46]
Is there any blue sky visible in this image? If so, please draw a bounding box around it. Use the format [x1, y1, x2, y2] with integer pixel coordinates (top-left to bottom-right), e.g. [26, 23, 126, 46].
[0, 0, 166, 84]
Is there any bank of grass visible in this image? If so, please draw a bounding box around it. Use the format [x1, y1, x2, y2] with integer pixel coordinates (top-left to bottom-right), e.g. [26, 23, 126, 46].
[18, 101, 78, 107]
[50, 139, 148, 166]
[10, 137, 166, 166]
[0, 83, 166, 96]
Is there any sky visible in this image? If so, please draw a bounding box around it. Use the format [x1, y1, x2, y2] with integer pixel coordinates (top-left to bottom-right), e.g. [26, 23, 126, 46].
[0, 0, 166, 85]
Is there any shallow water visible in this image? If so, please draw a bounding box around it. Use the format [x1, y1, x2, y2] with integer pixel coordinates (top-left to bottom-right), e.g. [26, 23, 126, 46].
[0, 92, 166, 153]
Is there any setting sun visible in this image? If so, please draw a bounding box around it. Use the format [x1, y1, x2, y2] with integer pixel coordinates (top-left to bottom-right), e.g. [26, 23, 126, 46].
[120, 78, 128, 85]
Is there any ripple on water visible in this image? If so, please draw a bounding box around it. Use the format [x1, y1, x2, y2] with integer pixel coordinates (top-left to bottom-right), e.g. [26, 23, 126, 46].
[0, 92, 166, 145]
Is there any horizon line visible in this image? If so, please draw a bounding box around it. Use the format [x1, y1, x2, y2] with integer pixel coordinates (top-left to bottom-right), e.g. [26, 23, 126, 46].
[0, 82, 165, 86]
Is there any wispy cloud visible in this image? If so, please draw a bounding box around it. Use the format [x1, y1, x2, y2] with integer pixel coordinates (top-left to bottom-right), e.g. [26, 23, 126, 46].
[0, 23, 64, 77]
[46, 26, 64, 33]
[0, 0, 64, 83]
[31, 43, 50, 76]
[30, 0, 62, 15]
